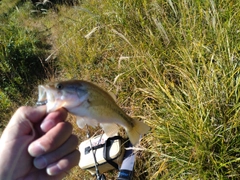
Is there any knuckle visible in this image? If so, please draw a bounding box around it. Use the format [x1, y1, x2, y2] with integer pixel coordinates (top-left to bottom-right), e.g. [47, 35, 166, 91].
[55, 108, 68, 120]
[16, 106, 30, 114]
[59, 121, 73, 132]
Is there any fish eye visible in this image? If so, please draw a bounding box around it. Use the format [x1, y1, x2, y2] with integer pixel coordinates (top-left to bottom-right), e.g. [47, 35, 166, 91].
[56, 83, 63, 90]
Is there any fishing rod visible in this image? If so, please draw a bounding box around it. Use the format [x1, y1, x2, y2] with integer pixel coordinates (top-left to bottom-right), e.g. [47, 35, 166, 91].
[86, 126, 106, 180]
[89, 138, 106, 180]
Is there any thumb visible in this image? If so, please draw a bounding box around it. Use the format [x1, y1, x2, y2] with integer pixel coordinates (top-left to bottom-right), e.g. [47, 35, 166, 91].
[1, 106, 46, 141]
[0, 106, 46, 180]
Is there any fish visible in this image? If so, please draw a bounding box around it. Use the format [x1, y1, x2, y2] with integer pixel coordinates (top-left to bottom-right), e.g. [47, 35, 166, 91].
[37, 80, 150, 145]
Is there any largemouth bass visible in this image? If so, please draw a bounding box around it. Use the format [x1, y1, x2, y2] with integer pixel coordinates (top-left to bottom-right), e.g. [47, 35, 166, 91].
[37, 80, 149, 145]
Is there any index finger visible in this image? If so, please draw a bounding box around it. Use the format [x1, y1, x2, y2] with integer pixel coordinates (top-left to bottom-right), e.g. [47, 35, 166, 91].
[40, 108, 68, 133]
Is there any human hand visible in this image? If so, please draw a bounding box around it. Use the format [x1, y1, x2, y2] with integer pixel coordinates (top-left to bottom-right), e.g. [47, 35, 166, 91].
[0, 106, 80, 180]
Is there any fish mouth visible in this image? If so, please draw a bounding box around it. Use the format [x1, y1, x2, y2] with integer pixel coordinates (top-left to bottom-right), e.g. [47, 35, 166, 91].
[36, 85, 46, 105]
[36, 85, 48, 106]
[36, 85, 64, 112]
[36, 84, 88, 112]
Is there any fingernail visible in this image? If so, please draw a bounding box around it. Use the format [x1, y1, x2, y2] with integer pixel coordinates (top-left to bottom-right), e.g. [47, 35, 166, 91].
[28, 142, 45, 157]
[34, 156, 47, 169]
[41, 120, 54, 132]
[47, 163, 61, 176]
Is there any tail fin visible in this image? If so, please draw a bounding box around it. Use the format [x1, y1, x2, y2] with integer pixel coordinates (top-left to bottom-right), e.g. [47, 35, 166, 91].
[126, 119, 150, 146]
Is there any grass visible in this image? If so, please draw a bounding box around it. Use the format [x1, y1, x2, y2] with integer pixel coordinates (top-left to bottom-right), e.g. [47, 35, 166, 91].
[1, 0, 240, 179]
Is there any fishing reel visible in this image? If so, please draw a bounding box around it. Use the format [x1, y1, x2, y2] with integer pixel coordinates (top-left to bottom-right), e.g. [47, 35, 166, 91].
[96, 174, 106, 180]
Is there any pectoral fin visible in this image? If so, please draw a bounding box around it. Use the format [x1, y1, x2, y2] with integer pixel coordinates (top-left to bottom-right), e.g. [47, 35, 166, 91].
[100, 123, 119, 137]
[76, 116, 98, 129]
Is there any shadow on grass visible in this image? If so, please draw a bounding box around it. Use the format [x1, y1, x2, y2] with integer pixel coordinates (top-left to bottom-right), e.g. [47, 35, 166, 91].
[0, 23, 53, 104]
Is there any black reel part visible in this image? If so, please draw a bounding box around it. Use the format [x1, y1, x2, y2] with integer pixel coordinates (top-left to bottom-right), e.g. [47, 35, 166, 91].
[97, 173, 106, 180]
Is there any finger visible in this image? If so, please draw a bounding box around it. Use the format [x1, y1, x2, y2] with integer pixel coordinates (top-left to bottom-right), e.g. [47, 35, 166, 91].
[33, 135, 79, 169]
[28, 122, 72, 157]
[23, 167, 67, 180]
[40, 108, 68, 133]
[46, 150, 80, 176]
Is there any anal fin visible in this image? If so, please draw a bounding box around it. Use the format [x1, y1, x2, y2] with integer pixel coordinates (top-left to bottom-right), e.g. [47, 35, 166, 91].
[100, 123, 119, 137]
